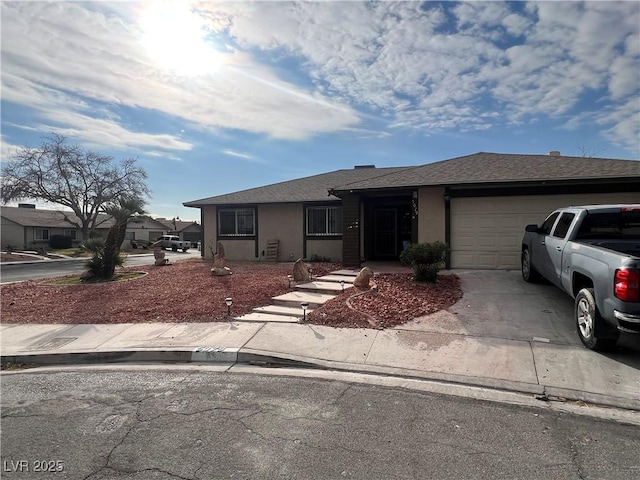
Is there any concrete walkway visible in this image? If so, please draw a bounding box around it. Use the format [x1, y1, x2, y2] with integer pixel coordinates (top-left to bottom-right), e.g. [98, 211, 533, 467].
[235, 270, 356, 323]
[1, 270, 639, 412]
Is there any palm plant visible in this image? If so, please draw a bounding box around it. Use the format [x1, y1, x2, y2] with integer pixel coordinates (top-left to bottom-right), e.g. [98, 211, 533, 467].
[85, 196, 146, 280]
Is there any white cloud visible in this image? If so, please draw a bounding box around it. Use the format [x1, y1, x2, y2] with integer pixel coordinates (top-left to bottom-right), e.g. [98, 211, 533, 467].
[0, 1, 361, 145]
[222, 149, 264, 163]
[0, 137, 23, 162]
[1, 1, 638, 153]
[596, 97, 640, 153]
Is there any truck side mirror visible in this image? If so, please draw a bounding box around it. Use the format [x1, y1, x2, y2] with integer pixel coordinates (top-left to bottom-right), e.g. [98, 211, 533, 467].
[525, 224, 539, 233]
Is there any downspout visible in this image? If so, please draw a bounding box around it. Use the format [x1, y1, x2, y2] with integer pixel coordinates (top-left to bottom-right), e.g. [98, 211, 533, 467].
[199, 207, 204, 258]
[444, 189, 451, 269]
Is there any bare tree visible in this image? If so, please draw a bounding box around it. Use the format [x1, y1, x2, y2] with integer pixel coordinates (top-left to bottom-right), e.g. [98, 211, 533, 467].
[578, 145, 607, 158]
[1, 134, 150, 238]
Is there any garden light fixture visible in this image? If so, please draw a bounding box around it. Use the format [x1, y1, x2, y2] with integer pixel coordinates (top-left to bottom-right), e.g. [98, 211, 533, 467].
[225, 297, 233, 316]
[300, 301, 309, 322]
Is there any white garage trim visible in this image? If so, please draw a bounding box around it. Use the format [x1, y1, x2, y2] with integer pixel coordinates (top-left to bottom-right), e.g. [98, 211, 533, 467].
[450, 192, 640, 270]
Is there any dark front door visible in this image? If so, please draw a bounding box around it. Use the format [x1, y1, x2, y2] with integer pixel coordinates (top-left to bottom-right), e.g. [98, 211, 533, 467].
[375, 208, 397, 258]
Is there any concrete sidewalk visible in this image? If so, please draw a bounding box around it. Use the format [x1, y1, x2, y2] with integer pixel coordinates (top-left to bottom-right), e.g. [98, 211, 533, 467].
[2, 319, 639, 411]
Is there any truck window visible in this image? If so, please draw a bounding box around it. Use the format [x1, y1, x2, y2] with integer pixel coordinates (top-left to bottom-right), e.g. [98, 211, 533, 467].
[540, 212, 560, 235]
[576, 211, 640, 239]
[552, 213, 575, 239]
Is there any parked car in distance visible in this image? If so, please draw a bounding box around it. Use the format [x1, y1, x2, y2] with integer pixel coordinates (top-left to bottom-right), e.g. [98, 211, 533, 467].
[156, 235, 191, 252]
[130, 239, 150, 249]
[521, 204, 640, 350]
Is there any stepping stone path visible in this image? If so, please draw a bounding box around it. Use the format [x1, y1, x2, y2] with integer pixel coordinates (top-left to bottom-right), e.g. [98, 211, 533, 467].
[234, 270, 359, 323]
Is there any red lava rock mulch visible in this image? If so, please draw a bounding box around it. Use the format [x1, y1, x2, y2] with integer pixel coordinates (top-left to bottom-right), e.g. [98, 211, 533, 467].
[0, 261, 340, 325]
[307, 273, 463, 329]
[1, 260, 462, 328]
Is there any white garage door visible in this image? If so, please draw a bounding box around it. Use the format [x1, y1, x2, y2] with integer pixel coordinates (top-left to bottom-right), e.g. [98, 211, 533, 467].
[451, 192, 640, 270]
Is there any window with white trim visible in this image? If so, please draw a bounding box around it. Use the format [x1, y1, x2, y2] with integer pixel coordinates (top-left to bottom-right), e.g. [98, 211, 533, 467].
[124, 231, 135, 240]
[63, 229, 77, 240]
[219, 208, 255, 236]
[306, 206, 343, 236]
[34, 228, 50, 241]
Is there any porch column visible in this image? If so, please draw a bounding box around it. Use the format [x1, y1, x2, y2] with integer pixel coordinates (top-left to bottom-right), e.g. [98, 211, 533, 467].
[341, 194, 361, 266]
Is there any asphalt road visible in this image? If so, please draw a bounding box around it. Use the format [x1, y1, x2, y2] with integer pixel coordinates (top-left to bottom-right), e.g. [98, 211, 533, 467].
[1, 367, 638, 480]
[0, 250, 202, 283]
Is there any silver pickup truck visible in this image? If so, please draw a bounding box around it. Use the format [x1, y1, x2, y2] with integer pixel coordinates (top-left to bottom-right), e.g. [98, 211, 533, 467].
[156, 235, 191, 252]
[521, 204, 640, 350]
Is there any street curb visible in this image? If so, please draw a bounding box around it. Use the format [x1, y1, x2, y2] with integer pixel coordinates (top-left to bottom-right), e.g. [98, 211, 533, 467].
[2, 349, 638, 412]
[1, 347, 239, 366]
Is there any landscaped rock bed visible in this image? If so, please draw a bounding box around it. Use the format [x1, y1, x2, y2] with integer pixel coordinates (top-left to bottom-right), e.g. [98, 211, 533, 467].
[307, 273, 463, 329]
[1, 260, 462, 328]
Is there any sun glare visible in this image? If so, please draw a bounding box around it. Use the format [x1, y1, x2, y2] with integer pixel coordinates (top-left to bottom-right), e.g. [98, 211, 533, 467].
[139, 2, 223, 76]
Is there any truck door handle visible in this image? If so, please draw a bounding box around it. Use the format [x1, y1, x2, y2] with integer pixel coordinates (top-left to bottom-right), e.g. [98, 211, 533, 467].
[556, 246, 562, 251]
[541, 241, 546, 245]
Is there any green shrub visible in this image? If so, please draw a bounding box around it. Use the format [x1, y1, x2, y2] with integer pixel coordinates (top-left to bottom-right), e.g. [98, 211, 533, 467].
[49, 235, 73, 249]
[399, 241, 448, 282]
[83, 237, 125, 279]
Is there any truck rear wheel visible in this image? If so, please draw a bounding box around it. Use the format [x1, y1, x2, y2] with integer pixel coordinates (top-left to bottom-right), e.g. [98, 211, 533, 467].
[521, 249, 541, 283]
[575, 288, 618, 351]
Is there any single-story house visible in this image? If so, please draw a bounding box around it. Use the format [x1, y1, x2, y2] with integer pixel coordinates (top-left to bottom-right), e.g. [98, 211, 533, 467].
[0, 204, 113, 250]
[184, 152, 640, 269]
[155, 218, 202, 246]
[0, 205, 170, 251]
[124, 216, 171, 247]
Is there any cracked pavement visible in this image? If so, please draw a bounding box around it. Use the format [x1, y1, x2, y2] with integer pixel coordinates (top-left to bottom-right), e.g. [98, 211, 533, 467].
[1, 368, 639, 480]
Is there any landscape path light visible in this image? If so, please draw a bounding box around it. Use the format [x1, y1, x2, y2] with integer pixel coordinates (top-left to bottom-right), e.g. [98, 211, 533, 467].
[340, 280, 345, 292]
[300, 301, 309, 322]
[225, 297, 233, 317]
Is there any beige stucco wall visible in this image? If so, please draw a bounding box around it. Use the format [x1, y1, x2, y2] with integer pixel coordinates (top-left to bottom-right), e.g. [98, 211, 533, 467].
[306, 239, 342, 262]
[200, 205, 257, 260]
[258, 204, 303, 261]
[1, 217, 24, 249]
[217, 239, 257, 260]
[201, 206, 218, 258]
[417, 187, 446, 244]
[198, 203, 344, 262]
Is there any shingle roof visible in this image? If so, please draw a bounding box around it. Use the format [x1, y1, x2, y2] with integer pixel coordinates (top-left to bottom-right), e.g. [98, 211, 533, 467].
[330, 152, 640, 192]
[155, 218, 200, 232]
[1, 206, 114, 228]
[183, 166, 410, 206]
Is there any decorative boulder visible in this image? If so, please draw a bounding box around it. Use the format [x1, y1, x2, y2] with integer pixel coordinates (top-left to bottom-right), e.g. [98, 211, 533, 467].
[216, 241, 225, 259]
[292, 259, 311, 282]
[213, 253, 225, 269]
[152, 244, 169, 266]
[211, 267, 232, 276]
[80, 270, 95, 281]
[353, 266, 374, 288]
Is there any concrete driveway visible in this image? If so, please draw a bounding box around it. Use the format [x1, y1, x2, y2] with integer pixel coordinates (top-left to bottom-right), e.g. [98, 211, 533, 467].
[402, 270, 640, 353]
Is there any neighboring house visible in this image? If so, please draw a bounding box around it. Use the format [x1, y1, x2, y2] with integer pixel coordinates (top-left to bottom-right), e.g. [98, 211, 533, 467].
[125, 216, 170, 247]
[0, 205, 170, 251]
[155, 218, 202, 246]
[0, 204, 113, 250]
[184, 152, 640, 269]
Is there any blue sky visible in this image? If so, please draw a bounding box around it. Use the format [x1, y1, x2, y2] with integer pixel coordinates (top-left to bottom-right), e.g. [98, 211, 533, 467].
[1, 1, 639, 222]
